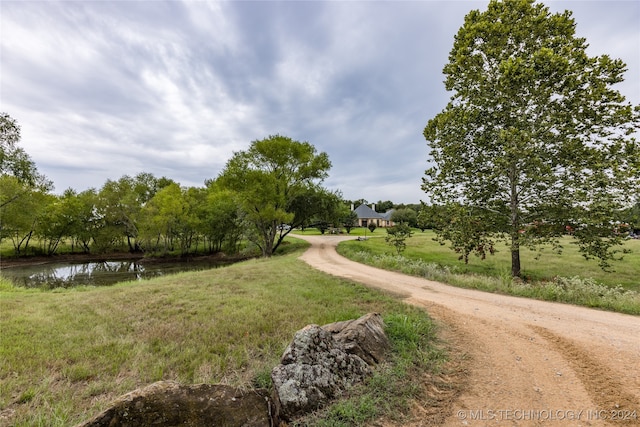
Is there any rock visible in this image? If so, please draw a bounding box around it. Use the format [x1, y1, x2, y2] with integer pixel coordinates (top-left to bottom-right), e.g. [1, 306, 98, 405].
[271, 325, 371, 421]
[322, 312, 390, 365]
[75, 381, 273, 427]
[271, 313, 390, 421]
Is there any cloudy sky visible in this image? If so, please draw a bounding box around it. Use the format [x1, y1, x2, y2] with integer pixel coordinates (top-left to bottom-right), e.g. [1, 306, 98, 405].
[2, 1, 638, 204]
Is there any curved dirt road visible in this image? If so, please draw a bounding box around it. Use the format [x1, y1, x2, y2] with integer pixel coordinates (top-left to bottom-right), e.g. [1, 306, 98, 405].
[295, 234, 640, 426]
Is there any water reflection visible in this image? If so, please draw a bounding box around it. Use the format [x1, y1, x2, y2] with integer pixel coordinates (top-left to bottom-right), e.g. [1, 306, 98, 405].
[1, 259, 228, 289]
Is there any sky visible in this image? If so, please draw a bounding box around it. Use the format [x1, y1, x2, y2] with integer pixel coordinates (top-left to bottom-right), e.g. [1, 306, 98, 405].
[1, 0, 639, 204]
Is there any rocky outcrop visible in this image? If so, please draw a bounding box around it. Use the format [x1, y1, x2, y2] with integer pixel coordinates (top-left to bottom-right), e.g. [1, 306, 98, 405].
[75, 381, 273, 427]
[271, 312, 390, 421]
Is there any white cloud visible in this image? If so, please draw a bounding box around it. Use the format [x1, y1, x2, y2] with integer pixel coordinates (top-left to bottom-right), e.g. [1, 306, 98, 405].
[1, 0, 637, 203]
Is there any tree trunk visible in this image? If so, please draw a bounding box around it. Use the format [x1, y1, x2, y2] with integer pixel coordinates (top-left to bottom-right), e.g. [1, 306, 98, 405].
[511, 245, 521, 278]
[509, 165, 521, 277]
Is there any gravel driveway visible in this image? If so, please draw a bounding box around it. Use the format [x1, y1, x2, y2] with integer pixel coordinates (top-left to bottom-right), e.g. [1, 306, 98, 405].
[294, 234, 640, 426]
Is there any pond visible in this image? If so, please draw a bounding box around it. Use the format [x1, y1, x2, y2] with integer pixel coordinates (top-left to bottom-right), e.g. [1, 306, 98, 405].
[1, 258, 234, 289]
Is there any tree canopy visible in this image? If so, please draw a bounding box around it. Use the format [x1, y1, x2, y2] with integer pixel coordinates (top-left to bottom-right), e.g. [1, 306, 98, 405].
[423, 0, 640, 276]
[390, 208, 417, 228]
[0, 113, 51, 207]
[218, 134, 332, 257]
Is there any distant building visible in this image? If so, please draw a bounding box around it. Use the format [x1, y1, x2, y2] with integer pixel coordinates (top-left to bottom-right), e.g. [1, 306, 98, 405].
[352, 204, 395, 228]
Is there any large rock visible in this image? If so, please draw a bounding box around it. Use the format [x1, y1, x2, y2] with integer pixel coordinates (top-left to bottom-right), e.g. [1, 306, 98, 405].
[322, 312, 390, 365]
[75, 381, 273, 427]
[271, 313, 390, 421]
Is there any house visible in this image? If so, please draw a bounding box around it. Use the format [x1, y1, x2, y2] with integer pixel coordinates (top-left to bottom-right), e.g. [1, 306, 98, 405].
[352, 204, 395, 228]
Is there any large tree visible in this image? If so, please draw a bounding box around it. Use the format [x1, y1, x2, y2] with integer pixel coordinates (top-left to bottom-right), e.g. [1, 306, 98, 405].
[423, 0, 640, 277]
[218, 135, 331, 257]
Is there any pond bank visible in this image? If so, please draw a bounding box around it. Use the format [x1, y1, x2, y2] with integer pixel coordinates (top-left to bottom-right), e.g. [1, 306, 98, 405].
[0, 251, 251, 270]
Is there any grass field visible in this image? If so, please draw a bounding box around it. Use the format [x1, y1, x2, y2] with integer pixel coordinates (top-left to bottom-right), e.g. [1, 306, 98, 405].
[338, 230, 640, 290]
[334, 230, 640, 314]
[0, 239, 446, 426]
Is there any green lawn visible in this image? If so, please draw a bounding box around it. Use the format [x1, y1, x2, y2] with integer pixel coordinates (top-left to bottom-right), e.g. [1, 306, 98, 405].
[0, 239, 445, 426]
[339, 230, 640, 291]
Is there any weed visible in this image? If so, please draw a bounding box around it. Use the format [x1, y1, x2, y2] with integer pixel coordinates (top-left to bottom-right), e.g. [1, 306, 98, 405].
[251, 368, 273, 389]
[17, 389, 35, 404]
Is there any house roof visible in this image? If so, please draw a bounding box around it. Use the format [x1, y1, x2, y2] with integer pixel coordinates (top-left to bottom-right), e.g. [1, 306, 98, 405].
[381, 209, 395, 220]
[354, 204, 395, 220]
[354, 204, 383, 219]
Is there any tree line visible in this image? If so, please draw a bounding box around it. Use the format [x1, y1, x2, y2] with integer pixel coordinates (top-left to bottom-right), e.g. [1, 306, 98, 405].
[0, 125, 365, 258]
[0, 113, 442, 260]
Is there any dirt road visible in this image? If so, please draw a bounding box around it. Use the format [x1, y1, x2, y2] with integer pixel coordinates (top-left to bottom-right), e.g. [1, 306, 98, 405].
[294, 234, 640, 426]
